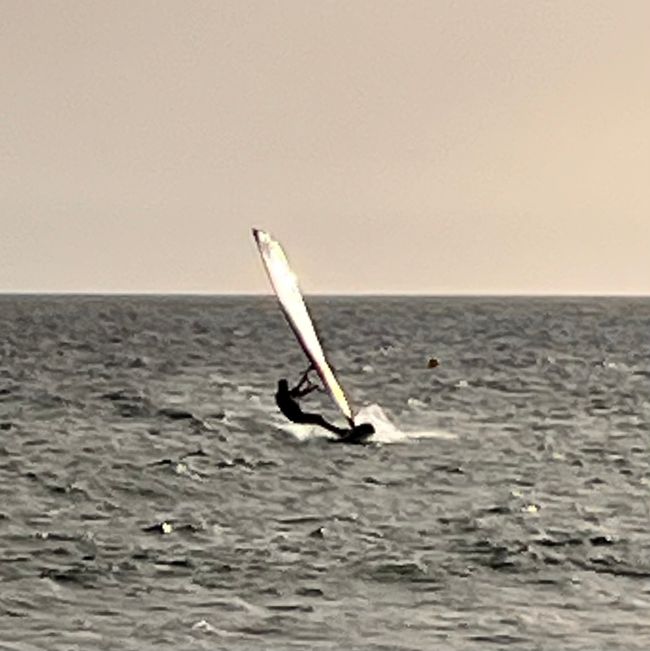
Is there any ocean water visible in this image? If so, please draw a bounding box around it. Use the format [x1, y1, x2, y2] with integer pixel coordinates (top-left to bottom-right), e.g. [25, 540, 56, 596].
[1, 295, 650, 650]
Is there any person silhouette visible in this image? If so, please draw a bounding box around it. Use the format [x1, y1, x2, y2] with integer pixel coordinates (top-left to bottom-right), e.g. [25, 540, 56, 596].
[275, 368, 349, 435]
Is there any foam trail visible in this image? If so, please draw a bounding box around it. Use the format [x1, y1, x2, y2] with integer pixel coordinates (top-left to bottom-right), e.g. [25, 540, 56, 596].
[355, 404, 458, 443]
[356, 404, 458, 443]
[355, 404, 402, 443]
[275, 421, 325, 441]
[275, 404, 457, 444]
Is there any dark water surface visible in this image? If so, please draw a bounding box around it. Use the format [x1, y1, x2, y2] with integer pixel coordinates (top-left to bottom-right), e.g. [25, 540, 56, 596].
[1, 295, 650, 650]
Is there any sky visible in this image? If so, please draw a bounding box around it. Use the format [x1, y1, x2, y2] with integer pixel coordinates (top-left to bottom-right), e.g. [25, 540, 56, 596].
[1, 0, 649, 295]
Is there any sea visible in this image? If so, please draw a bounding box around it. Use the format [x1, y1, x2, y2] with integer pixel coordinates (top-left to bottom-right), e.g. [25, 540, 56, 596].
[1, 295, 649, 651]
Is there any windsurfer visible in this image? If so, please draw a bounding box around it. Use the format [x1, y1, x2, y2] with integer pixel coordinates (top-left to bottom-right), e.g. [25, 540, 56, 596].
[275, 368, 376, 442]
[275, 369, 350, 436]
[254, 229, 375, 443]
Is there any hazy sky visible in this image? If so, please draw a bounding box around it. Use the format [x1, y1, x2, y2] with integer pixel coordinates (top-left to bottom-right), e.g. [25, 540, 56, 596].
[2, 1, 649, 294]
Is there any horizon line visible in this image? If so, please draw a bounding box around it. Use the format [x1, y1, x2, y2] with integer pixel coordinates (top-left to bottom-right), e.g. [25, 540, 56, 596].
[1, 290, 649, 299]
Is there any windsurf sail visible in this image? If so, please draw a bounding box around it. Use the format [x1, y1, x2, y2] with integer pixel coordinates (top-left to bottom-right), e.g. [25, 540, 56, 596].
[252, 228, 355, 425]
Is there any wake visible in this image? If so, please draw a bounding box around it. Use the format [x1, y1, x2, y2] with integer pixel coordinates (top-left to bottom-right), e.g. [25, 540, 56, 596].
[355, 404, 457, 444]
[275, 403, 457, 444]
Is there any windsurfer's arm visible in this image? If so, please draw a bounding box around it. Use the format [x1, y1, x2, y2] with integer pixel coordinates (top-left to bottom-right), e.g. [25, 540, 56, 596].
[292, 383, 319, 398]
[291, 365, 323, 394]
[296, 365, 316, 388]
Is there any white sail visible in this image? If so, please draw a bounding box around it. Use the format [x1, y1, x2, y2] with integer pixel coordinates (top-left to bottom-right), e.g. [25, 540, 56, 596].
[252, 228, 354, 424]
